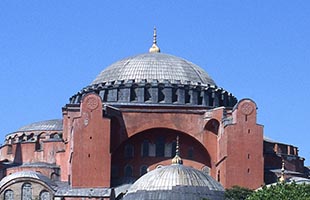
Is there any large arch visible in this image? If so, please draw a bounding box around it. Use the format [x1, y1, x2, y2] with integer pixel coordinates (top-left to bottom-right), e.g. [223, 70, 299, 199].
[203, 118, 220, 177]
[111, 128, 211, 187]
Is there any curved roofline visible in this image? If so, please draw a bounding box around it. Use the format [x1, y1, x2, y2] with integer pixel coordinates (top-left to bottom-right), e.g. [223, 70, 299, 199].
[0, 171, 57, 192]
[92, 52, 216, 86]
[232, 98, 258, 112]
[17, 119, 63, 132]
[5, 119, 63, 138]
[127, 164, 224, 192]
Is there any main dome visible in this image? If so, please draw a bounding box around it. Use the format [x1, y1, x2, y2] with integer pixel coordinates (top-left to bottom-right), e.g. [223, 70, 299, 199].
[92, 53, 216, 86]
[69, 41, 237, 107]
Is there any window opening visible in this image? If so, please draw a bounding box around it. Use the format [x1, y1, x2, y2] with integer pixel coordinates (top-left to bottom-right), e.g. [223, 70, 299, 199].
[4, 190, 14, 200]
[39, 190, 50, 200]
[22, 183, 32, 200]
[140, 165, 148, 176]
[124, 165, 133, 177]
[141, 140, 149, 157]
[155, 136, 165, 157]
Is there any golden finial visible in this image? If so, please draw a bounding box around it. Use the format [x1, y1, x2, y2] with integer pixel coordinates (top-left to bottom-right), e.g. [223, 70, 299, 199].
[279, 157, 286, 183]
[172, 135, 183, 164]
[149, 27, 160, 53]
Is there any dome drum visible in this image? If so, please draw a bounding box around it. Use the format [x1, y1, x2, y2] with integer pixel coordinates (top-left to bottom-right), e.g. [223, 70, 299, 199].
[69, 79, 237, 108]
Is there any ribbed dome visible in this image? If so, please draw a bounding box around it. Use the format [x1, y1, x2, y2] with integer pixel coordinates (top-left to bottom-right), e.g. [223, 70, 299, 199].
[69, 51, 237, 107]
[92, 53, 216, 86]
[123, 164, 224, 200]
[17, 119, 63, 132]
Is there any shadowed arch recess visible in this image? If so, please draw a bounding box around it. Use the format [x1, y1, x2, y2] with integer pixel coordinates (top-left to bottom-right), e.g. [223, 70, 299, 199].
[111, 128, 211, 187]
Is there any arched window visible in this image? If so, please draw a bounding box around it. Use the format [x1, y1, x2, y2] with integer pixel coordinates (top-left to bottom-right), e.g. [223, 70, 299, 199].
[164, 143, 172, 157]
[49, 133, 57, 139]
[35, 133, 46, 151]
[35, 140, 43, 151]
[124, 144, 134, 159]
[27, 133, 34, 141]
[50, 172, 59, 181]
[171, 140, 176, 157]
[188, 147, 194, 159]
[7, 145, 12, 155]
[130, 84, 138, 102]
[156, 165, 163, 169]
[155, 136, 165, 157]
[205, 119, 219, 135]
[39, 190, 50, 200]
[124, 165, 133, 177]
[140, 165, 148, 176]
[158, 85, 165, 102]
[19, 134, 25, 142]
[202, 166, 211, 175]
[141, 140, 149, 157]
[22, 183, 32, 200]
[144, 84, 151, 102]
[4, 189, 14, 200]
[7, 137, 12, 145]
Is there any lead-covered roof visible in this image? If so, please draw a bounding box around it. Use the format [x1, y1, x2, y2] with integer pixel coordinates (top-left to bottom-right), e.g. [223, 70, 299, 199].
[92, 53, 216, 86]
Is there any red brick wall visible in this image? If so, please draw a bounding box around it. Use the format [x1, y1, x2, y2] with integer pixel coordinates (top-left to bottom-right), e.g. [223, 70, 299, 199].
[219, 99, 264, 189]
[70, 94, 111, 187]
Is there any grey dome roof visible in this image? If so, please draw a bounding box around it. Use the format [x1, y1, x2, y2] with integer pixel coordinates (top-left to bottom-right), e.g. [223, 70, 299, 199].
[70, 52, 237, 107]
[123, 164, 224, 200]
[0, 171, 57, 190]
[17, 119, 63, 132]
[92, 53, 216, 86]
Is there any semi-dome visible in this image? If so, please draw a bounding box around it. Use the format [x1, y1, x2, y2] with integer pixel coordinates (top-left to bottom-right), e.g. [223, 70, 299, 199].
[92, 53, 216, 86]
[123, 164, 224, 200]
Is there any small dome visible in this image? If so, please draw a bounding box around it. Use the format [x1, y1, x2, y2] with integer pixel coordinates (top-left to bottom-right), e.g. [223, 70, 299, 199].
[0, 171, 57, 190]
[17, 119, 63, 132]
[123, 164, 224, 200]
[92, 53, 216, 86]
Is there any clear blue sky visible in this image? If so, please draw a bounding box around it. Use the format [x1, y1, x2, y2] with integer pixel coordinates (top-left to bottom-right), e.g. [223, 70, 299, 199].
[0, 1, 309, 164]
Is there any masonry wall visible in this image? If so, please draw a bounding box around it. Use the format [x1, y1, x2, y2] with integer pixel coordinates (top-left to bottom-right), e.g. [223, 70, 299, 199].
[69, 94, 111, 188]
[218, 99, 264, 189]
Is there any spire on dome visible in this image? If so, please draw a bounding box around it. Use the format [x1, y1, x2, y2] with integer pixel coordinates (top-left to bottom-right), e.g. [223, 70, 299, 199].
[172, 135, 183, 164]
[149, 27, 160, 53]
[279, 157, 286, 183]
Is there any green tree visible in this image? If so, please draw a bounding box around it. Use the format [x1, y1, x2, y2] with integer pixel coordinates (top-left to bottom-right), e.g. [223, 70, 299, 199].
[225, 186, 253, 200]
[247, 182, 310, 200]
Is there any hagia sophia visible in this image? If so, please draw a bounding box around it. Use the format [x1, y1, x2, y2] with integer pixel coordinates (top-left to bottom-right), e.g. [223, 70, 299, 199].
[0, 29, 308, 200]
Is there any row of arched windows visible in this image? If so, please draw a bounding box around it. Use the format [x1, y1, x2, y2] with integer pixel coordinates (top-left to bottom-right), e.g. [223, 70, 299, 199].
[3, 183, 51, 200]
[112, 165, 148, 178]
[124, 165, 148, 177]
[6, 132, 62, 145]
[6, 132, 63, 155]
[125, 139, 194, 159]
[7, 140, 43, 155]
[125, 138, 177, 159]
